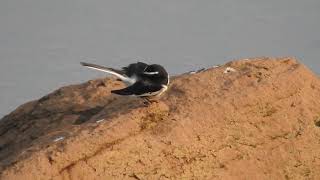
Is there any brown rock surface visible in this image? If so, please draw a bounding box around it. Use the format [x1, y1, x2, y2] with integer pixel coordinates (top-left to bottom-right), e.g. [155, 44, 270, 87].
[1, 57, 320, 180]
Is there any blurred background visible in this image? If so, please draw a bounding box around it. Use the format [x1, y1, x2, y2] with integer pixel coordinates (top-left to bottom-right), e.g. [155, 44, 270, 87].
[1, 0, 320, 118]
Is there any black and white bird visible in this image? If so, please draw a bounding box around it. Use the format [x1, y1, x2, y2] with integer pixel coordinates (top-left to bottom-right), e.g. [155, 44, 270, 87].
[80, 62, 169, 99]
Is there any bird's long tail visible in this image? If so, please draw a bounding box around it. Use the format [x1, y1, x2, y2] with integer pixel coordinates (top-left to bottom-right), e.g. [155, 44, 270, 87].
[80, 62, 132, 83]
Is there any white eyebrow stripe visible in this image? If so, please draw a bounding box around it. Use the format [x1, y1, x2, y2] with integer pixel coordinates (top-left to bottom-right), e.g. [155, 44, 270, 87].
[144, 71, 159, 75]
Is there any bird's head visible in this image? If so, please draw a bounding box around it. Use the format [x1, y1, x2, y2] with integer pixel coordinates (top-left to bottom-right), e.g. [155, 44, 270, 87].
[143, 64, 169, 85]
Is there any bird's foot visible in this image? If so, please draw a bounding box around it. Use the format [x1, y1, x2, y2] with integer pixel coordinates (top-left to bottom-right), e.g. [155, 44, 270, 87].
[142, 98, 156, 106]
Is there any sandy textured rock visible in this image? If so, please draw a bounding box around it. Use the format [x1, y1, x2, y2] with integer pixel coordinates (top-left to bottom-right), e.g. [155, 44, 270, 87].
[0, 57, 320, 180]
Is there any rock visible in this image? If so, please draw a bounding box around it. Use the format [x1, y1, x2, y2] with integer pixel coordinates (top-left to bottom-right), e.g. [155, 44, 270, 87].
[1, 57, 320, 179]
[224, 67, 237, 73]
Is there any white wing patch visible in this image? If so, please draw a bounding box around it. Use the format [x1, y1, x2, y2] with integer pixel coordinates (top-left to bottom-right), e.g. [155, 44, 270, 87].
[143, 71, 159, 75]
[83, 66, 136, 85]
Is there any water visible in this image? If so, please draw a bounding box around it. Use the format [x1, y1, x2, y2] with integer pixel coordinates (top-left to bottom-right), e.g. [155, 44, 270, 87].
[1, 0, 320, 118]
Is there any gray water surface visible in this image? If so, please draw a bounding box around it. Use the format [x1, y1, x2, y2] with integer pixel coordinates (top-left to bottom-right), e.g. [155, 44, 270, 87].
[1, 0, 320, 118]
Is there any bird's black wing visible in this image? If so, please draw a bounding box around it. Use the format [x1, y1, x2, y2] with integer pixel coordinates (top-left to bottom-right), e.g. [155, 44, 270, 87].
[111, 81, 163, 96]
[122, 62, 148, 77]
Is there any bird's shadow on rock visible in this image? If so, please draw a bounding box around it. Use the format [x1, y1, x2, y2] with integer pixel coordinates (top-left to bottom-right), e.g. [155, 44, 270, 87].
[73, 96, 143, 125]
[0, 79, 146, 170]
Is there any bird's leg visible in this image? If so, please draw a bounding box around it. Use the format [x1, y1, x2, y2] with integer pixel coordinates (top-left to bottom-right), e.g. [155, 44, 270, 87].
[142, 98, 153, 106]
[142, 97, 159, 106]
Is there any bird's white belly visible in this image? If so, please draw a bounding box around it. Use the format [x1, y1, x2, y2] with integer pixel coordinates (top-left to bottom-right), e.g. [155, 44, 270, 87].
[137, 85, 168, 97]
